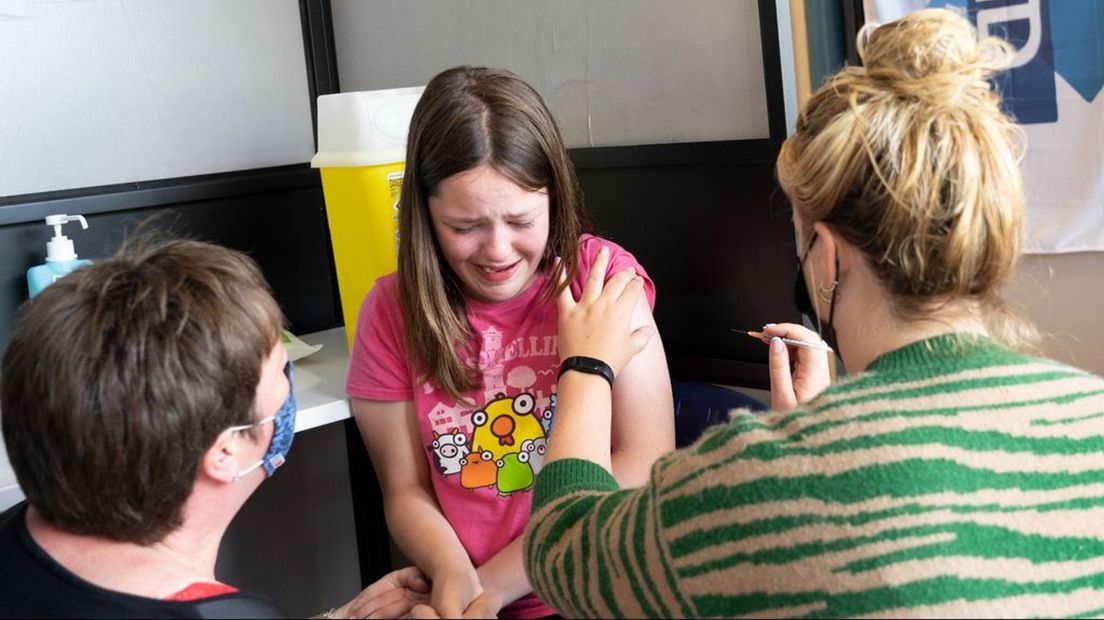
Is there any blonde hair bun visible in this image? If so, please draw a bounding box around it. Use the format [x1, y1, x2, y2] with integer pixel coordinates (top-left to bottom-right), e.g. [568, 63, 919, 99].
[777, 8, 1033, 350]
[856, 8, 1014, 107]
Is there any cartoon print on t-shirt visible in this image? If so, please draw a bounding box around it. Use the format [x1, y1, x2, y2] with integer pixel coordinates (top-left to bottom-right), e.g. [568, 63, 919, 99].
[425, 324, 559, 498]
[429, 431, 468, 475]
[431, 390, 549, 497]
[541, 394, 556, 435]
[496, 451, 535, 494]
[470, 393, 544, 461]
[459, 449, 497, 490]
[519, 437, 548, 474]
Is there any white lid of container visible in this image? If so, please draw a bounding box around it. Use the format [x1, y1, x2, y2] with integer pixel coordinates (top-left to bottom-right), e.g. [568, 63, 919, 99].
[310, 86, 425, 168]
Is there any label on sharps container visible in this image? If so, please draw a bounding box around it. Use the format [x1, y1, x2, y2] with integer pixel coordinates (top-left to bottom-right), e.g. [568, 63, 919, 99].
[388, 171, 404, 252]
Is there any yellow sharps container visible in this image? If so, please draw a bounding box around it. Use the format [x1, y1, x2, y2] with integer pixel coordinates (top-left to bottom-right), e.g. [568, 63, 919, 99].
[311, 87, 425, 349]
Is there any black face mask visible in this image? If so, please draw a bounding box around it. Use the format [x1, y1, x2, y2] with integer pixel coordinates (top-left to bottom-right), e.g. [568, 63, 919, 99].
[794, 231, 840, 356]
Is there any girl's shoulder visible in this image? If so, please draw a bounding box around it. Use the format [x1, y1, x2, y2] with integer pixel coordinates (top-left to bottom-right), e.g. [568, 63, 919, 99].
[362, 272, 402, 311]
[354, 272, 405, 338]
[573, 234, 656, 309]
[576, 233, 633, 261]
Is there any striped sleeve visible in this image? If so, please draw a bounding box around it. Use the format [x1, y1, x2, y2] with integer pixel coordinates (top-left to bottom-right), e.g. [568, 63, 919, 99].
[524, 345, 1104, 618]
[524, 457, 697, 618]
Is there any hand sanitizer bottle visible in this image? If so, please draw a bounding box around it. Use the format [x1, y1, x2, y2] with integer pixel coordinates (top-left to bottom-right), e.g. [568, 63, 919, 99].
[27, 214, 92, 298]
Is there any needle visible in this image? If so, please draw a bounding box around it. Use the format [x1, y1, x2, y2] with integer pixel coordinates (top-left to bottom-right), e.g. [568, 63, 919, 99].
[731, 329, 834, 353]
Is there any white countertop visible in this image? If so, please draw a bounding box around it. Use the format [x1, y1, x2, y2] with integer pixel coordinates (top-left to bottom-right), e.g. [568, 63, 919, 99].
[0, 327, 353, 512]
[289, 327, 354, 433]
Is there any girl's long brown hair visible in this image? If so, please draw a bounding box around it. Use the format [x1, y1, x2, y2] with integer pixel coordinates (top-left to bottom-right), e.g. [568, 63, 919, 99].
[398, 66, 589, 403]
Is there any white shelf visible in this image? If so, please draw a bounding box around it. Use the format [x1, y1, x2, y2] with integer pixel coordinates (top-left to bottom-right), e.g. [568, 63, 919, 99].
[0, 327, 353, 513]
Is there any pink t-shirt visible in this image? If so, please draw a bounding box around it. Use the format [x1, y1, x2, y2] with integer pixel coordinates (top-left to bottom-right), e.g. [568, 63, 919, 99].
[347, 234, 655, 619]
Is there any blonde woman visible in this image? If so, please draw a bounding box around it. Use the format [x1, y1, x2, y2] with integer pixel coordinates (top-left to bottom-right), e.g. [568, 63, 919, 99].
[523, 9, 1104, 618]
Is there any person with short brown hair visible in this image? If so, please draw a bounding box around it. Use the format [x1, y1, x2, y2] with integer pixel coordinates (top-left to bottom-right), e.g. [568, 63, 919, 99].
[0, 237, 428, 618]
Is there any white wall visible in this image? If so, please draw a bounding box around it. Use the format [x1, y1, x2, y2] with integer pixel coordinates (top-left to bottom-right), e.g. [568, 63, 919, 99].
[1007, 253, 1104, 376]
[331, 0, 770, 148]
[0, 0, 314, 198]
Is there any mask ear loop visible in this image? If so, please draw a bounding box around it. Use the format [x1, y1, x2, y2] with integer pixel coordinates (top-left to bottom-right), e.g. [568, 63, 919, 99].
[826, 251, 841, 382]
[805, 231, 840, 383]
[801, 232, 826, 340]
[224, 415, 276, 482]
[807, 265, 824, 339]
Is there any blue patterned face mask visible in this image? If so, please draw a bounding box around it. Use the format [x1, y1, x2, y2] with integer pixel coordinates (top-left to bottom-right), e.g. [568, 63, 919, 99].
[228, 360, 297, 480]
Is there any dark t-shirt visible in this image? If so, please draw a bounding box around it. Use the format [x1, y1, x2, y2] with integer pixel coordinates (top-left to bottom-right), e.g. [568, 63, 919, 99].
[0, 502, 282, 619]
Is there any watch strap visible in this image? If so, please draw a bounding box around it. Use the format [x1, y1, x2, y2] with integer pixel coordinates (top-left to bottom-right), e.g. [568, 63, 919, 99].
[558, 356, 615, 387]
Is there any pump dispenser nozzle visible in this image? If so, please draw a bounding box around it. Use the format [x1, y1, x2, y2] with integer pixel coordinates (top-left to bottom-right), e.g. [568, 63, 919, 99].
[43, 214, 89, 262]
[27, 213, 93, 298]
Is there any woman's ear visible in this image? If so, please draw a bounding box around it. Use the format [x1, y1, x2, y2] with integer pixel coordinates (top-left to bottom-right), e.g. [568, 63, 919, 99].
[201, 431, 243, 485]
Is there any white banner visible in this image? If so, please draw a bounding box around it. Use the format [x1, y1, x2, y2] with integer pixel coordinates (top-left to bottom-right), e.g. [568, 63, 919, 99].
[863, 0, 1104, 254]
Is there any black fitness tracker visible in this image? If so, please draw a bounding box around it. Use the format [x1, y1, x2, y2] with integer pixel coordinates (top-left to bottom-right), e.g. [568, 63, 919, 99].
[558, 356, 615, 387]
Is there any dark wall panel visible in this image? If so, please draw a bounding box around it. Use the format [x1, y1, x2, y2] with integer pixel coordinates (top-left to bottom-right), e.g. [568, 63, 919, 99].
[0, 183, 341, 350]
[579, 160, 800, 389]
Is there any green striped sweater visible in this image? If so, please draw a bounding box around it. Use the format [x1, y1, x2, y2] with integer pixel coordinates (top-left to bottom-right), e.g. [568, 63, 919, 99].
[523, 334, 1104, 618]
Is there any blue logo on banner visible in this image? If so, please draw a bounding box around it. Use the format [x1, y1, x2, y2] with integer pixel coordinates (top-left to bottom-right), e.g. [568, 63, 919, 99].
[930, 0, 1104, 123]
[1048, 0, 1104, 103]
